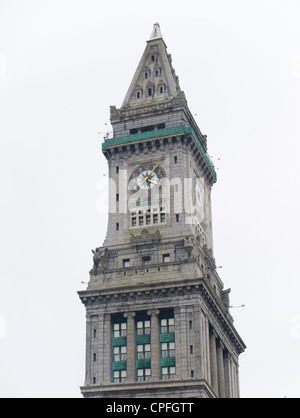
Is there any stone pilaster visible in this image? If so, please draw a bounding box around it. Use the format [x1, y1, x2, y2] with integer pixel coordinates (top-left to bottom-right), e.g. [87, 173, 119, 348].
[209, 329, 218, 396]
[224, 350, 232, 398]
[85, 314, 92, 385]
[147, 309, 160, 381]
[217, 340, 226, 398]
[124, 312, 136, 382]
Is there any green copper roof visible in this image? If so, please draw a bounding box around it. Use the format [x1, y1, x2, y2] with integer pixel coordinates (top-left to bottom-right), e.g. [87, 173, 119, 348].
[102, 125, 217, 181]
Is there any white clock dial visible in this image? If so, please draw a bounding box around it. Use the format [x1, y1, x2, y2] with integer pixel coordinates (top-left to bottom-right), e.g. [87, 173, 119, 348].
[137, 170, 159, 189]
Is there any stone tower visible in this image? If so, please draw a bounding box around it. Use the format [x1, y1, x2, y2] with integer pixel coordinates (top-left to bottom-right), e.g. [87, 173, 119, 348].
[78, 23, 246, 398]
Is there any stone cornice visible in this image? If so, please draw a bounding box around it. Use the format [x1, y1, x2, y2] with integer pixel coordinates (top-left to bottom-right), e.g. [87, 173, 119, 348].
[111, 92, 187, 123]
[102, 124, 216, 183]
[80, 377, 216, 398]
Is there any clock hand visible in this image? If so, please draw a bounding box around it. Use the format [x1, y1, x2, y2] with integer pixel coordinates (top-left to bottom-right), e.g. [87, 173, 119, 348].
[143, 165, 158, 182]
[147, 179, 159, 185]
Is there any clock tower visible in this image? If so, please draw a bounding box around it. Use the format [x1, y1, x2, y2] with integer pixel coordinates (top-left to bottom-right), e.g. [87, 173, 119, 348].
[78, 23, 246, 398]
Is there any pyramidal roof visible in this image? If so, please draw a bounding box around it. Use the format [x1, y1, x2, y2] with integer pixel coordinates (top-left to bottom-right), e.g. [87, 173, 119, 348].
[121, 23, 182, 108]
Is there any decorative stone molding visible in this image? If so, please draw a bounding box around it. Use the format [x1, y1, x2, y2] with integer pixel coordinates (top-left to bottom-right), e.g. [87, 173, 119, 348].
[130, 229, 161, 244]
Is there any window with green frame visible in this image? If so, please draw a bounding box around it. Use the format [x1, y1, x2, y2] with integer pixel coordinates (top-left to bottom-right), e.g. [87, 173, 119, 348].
[137, 368, 151, 381]
[135, 313, 151, 381]
[137, 343, 151, 360]
[137, 319, 151, 336]
[160, 317, 175, 334]
[113, 370, 127, 383]
[162, 366, 176, 380]
[112, 316, 127, 383]
[161, 341, 175, 358]
[159, 311, 176, 379]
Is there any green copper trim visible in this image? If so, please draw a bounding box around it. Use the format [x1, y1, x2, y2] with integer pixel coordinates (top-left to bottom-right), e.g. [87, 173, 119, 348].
[136, 359, 151, 369]
[112, 337, 127, 347]
[136, 334, 151, 345]
[102, 125, 217, 180]
[112, 361, 127, 371]
[160, 357, 176, 367]
[160, 332, 175, 343]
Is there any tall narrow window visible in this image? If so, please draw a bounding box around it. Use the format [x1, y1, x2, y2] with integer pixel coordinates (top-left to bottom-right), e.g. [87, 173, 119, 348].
[160, 312, 176, 380]
[135, 314, 151, 382]
[148, 88, 152, 96]
[116, 223, 119, 231]
[112, 318, 127, 383]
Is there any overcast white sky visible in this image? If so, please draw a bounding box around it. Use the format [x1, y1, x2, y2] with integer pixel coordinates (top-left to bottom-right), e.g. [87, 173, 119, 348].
[0, 0, 300, 398]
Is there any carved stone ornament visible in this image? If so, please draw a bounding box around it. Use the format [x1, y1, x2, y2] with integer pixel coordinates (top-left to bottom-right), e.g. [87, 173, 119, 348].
[91, 247, 108, 274]
[171, 91, 187, 108]
[130, 229, 161, 244]
[110, 105, 121, 119]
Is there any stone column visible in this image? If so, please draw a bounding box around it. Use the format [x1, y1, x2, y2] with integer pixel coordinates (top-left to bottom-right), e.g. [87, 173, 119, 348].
[124, 312, 136, 382]
[147, 309, 160, 381]
[209, 329, 218, 396]
[103, 313, 112, 383]
[174, 306, 188, 378]
[205, 317, 211, 384]
[217, 340, 226, 398]
[85, 314, 92, 385]
[224, 350, 232, 398]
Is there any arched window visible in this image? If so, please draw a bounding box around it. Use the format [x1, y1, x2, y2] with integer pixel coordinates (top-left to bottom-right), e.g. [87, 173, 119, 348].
[154, 64, 161, 77]
[143, 67, 150, 80]
[134, 85, 143, 100]
[158, 81, 166, 94]
[150, 53, 157, 63]
[146, 81, 154, 97]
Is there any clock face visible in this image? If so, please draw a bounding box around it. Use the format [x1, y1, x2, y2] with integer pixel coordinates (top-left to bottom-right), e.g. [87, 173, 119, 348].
[128, 163, 166, 195]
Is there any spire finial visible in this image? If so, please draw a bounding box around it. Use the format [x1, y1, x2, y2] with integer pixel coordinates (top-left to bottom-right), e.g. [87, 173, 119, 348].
[149, 23, 162, 40]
